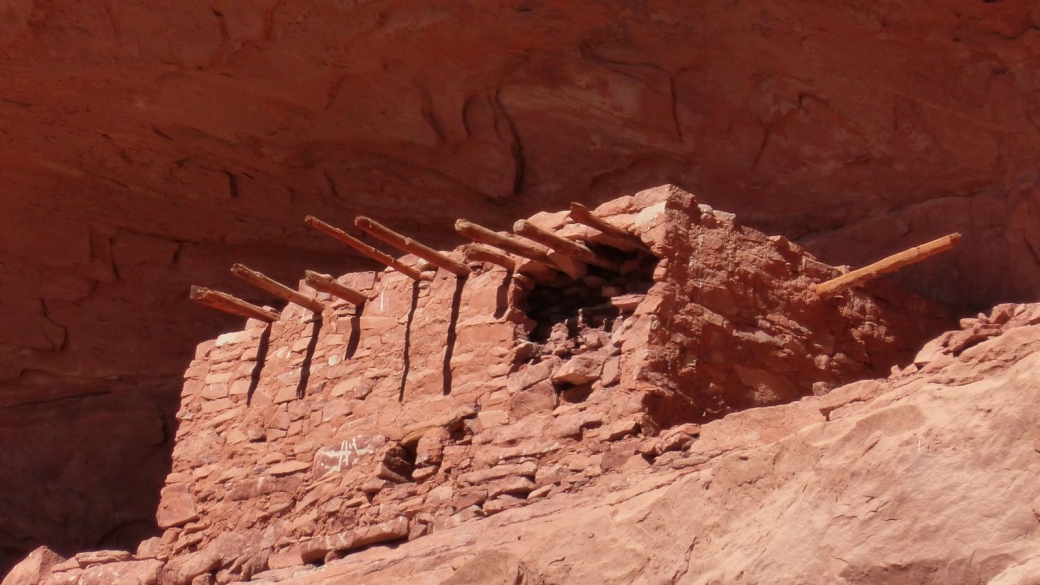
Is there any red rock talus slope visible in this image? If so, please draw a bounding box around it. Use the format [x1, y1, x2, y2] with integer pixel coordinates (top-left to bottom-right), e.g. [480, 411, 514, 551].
[3, 0, 1040, 575]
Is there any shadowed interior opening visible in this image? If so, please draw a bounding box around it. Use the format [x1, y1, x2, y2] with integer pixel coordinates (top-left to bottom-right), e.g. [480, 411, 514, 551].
[520, 244, 659, 347]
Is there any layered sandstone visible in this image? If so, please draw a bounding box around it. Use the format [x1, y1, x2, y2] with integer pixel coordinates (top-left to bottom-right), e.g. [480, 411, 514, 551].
[3, 186, 964, 584]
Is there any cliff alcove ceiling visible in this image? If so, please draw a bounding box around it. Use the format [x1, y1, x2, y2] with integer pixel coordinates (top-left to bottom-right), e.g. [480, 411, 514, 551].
[2, 0, 1040, 577]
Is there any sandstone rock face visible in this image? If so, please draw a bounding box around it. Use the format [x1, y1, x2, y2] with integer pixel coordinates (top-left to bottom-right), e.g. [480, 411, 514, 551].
[0, 547, 63, 585]
[4, 0, 1040, 574]
[0, 386, 175, 577]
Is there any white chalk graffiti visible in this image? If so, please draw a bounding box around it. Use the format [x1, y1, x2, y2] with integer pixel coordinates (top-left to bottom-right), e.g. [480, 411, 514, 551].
[315, 435, 382, 476]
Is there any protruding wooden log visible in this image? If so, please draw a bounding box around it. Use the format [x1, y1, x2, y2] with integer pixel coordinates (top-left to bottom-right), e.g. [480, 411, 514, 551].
[513, 219, 620, 271]
[190, 286, 280, 322]
[455, 219, 554, 266]
[461, 243, 516, 271]
[568, 203, 638, 240]
[816, 233, 962, 298]
[354, 217, 471, 277]
[231, 264, 326, 314]
[304, 216, 423, 281]
[304, 271, 369, 306]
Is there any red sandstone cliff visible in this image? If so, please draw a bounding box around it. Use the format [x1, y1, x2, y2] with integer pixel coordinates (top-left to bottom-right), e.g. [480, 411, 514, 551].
[3, 0, 1040, 577]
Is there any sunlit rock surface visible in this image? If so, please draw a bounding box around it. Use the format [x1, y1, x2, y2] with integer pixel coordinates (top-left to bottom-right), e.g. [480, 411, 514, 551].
[3, 0, 1040, 576]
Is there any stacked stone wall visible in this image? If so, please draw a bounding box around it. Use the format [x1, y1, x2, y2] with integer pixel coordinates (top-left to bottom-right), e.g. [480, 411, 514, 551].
[22, 185, 953, 584]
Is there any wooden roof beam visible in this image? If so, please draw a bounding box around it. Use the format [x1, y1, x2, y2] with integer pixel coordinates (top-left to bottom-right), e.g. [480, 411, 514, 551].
[304, 216, 423, 281]
[355, 216, 471, 277]
[568, 202, 649, 251]
[461, 243, 516, 271]
[513, 219, 620, 271]
[816, 233, 962, 298]
[231, 264, 326, 314]
[304, 271, 369, 306]
[455, 219, 554, 267]
[190, 286, 280, 322]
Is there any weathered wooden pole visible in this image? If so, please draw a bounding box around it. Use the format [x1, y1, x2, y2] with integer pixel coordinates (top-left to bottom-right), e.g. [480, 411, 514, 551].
[304, 216, 423, 281]
[513, 219, 620, 271]
[231, 264, 326, 314]
[461, 243, 516, 271]
[816, 233, 962, 298]
[304, 271, 369, 306]
[355, 216, 471, 277]
[190, 286, 280, 322]
[455, 219, 554, 266]
[568, 202, 649, 250]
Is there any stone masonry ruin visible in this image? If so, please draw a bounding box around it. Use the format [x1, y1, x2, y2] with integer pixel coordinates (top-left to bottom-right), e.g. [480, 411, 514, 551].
[39, 185, 955, 584]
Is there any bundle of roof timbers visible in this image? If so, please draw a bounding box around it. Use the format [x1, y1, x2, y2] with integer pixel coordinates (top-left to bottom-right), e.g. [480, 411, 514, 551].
[190, 203, 961, 323]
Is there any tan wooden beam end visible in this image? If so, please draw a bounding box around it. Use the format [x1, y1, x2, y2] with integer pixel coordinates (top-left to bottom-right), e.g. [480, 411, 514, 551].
[461, 243, 516, 271]
[304, 271, 369, 306]
[304, 216, 423, 281]
[355, 216, 471, 277]
[513, 219, 620, 271]
[816, 233, 962, 298]
[190, 286, 280, 322]
[455, 219, 554, 265]
[568, 202, 646, 248]
[231, 264, 326, 314]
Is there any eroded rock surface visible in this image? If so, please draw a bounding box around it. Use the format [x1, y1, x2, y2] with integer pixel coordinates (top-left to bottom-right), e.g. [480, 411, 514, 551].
[4, 0, 1040, 573]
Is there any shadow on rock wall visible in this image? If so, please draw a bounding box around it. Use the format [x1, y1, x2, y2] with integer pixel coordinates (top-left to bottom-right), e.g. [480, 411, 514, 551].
[2, 0, 1040, 576]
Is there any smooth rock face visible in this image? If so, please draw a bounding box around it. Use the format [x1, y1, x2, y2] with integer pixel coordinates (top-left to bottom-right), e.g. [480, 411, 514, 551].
[3, 0, 1040, 574]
